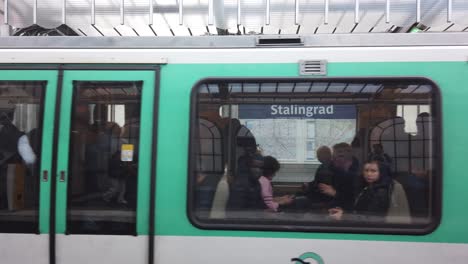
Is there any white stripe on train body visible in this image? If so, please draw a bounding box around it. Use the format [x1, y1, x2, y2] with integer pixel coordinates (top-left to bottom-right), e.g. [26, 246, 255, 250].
[0, 46, 467, 64]
[0, 234, 48, 264]
[4, 234, 466, 264]
[154, 236, 468, 264]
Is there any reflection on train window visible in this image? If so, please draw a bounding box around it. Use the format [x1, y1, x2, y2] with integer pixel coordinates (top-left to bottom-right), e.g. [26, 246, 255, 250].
[0, 81, 45, 233]
[190, 79, 439, 233]
[68, 81, 141, 235]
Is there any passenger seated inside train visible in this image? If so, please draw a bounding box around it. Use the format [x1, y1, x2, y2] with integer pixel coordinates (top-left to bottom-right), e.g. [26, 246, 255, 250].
[328, 160, 393, 221]
[304, 146, 333, 190]
[328, 142, 361, 210]
[226, 137, 265, 214]
[291, 143, 360, 213]
[258, 156, 294, 212]
[300, 143, 359, 211]
[295, 146, 334, 210]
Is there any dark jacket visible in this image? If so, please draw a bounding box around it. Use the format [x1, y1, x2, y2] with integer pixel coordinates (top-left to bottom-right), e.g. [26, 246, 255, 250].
[352, 173, 393, 218]
[226, 153, 265, 212]
[304, 158, 360, 210]
[331, 158, 360, 210]
[304, 163, 335, 205]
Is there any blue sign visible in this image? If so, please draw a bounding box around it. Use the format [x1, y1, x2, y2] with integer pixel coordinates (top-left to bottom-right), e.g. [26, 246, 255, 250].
[239, 104, 356, 119]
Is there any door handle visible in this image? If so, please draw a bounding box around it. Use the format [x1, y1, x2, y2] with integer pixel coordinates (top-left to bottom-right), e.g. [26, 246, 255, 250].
[59, 171, 66, 182]
[42, 170, 48, 182]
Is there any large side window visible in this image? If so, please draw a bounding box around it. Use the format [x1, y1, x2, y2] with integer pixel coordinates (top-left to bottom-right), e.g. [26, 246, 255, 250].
[0, 81, 45, 233]
[189, 78, 440, 234]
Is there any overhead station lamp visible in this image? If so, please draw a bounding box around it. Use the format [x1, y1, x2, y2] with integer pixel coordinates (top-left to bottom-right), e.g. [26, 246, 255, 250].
[407, 22, 429, 33]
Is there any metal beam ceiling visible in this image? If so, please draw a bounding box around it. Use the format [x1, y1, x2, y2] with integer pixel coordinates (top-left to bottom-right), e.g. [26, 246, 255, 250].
[1, 0, 467, 36]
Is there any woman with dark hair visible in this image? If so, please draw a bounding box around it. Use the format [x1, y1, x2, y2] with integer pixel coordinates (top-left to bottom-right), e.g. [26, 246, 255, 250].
[328, 160, 393, 221]
[258, 156, 294, 212]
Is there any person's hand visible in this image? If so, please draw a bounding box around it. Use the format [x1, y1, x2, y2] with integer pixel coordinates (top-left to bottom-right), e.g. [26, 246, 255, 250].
[328, 207, 343, 220]
[279, 195, 295, 205]
[318, 183, 337, 197]
[196, 174, 207, 184]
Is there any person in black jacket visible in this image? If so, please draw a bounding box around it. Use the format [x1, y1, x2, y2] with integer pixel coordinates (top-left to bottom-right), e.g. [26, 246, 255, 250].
[301, 146, 334, 208]
[293, 143, 360, 213]
[318, 143, 360, 211]
[226, 137, 265, 214]
[328, 160, 393, 221]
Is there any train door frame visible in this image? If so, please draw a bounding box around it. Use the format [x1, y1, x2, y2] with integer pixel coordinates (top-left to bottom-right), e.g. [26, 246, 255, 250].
[0, 69, 58, 264]
[51, 66, 160, 264]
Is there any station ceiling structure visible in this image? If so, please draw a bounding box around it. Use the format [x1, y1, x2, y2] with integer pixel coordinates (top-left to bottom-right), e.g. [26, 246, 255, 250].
[1, 0, 467, 36]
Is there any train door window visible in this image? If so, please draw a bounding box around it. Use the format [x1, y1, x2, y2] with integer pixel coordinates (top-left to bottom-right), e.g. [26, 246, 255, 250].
[67, 81, 142, 235]
[189, 78, 440, 234]
[0, 81, 45, 233]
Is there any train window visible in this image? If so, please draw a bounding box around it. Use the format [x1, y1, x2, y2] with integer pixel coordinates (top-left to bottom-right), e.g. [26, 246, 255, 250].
[67, 81, 141, 235]
[189, 79, 440, 234]
[0, 81, 45, 233]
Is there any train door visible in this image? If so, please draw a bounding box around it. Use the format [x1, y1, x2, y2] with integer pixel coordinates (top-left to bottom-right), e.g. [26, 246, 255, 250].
[54, 69, 157, 264]
[0, 70, 58, 264]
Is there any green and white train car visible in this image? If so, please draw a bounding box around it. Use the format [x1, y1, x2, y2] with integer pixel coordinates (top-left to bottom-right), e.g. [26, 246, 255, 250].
[0, 34, 466, 264]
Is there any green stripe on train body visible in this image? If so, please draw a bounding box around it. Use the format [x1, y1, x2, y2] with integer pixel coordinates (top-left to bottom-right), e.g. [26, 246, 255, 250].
[155, 62, 467, 243]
